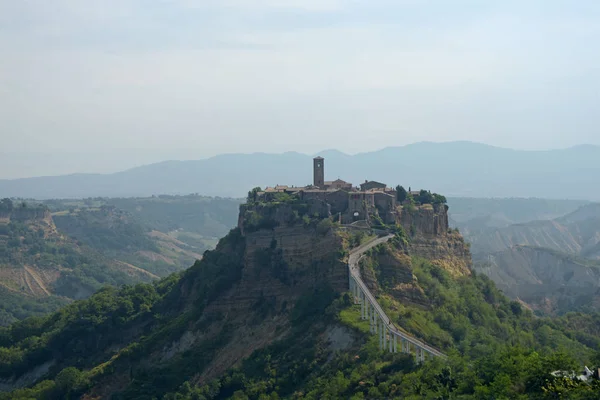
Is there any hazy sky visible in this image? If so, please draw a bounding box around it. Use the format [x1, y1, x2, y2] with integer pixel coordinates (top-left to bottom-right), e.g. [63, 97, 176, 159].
[1, 0, 599, 178]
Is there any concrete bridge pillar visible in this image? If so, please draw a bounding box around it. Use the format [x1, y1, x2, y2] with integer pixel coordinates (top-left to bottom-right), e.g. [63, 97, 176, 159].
[378, 318, 383, 348]
[393, 334, 398, 353]
[415, 347, 426, 364]
[373, 310, 378, 335]
[361, 291, 366, 320]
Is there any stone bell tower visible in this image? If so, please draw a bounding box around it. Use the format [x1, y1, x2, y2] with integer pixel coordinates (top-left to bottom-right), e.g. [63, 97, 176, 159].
[313, 156, 324, 188]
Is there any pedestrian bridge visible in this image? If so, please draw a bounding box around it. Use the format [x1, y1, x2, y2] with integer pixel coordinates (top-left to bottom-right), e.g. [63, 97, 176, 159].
[348, 235, 446, 363]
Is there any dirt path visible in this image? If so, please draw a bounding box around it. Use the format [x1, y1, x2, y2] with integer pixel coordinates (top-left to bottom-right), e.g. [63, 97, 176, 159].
[116, 261, 160, 280]
[24, 266, 51, 296]
[22, 268, 36, 296]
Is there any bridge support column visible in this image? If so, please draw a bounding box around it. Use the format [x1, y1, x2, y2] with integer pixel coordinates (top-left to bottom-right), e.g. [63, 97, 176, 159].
[378, 318, 383, 348]
[361, 291, 366, 320]
[415, 347, 425, 364]
[393, 334, 398, 353]
[402, 339, 409, 354]
[388, 330, 393, 353]
[383, 325, 387, 350]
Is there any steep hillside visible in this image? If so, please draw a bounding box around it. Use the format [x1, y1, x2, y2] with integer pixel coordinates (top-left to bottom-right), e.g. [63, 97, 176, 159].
[468, 203, 600, 260]
[2, 142, 600, 200]
[0, 194, 598, 399]
[0, 202, 157, 324]
[465, 203, 600, 315]
[448, 197, 589, 234]
[0, 196, 240, 325]
[479, 246, 600, 315]
[52, 207, 201, 277]
[44, 194, 241, 255]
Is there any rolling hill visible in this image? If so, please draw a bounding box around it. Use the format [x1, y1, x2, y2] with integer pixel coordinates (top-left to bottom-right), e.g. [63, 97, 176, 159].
[467, 203, 600, 259]
[1, 142, 600, 200]
[470, 203, 600, 314]
[0, 195, 241, 325]
[0, 195, 598, 399]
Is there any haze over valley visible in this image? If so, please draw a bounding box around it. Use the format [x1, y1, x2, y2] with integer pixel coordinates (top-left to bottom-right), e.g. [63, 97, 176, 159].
[2, 0, 600, 398]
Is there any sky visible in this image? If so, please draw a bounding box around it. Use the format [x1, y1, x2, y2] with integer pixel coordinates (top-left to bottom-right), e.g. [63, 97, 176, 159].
[1, 0, 599, 178]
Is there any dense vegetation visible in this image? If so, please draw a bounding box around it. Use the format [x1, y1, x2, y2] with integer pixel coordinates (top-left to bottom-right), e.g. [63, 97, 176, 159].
[149, 255, 600, 399]
[2, 193, 600, 399]
[0, 287, 67, 326]
[0, 228, 247, 399]
[1, 227, 599, 399]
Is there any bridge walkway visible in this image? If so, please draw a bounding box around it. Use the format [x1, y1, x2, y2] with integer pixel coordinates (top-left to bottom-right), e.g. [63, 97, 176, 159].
[347, 234, 447, 362]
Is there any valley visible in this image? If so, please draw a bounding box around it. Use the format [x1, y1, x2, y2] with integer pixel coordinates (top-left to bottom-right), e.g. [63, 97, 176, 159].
[0, 195, 240, 325]
[453, 202, 600, 315]
[0, 173, 598, 398]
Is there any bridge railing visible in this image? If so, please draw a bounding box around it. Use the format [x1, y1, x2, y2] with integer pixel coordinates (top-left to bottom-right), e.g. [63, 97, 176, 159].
[347, 235, 447, 362]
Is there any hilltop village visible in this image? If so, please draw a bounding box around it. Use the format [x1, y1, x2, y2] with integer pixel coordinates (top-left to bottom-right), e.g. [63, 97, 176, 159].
[254, 156, 446, 226]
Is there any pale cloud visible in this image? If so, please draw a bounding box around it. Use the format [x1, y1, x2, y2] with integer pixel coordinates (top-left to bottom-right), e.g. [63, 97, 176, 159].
[1, 0, 599, 179]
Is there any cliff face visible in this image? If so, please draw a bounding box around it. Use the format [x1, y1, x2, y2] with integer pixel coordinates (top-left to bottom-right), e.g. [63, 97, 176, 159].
[399, 203, 449, 236]
[0, 197, 473, 397]
[0, 207, 51, 223]
[399, 204, 472, 276]
[359, 203, 473, 308]
[191, 203, 345, 381]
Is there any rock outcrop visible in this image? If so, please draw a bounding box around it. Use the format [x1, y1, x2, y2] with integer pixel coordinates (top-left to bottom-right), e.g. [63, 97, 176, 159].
[399, 204, 449, 236]
[359, 203, 472, 307]
[193, 208, 346, 382]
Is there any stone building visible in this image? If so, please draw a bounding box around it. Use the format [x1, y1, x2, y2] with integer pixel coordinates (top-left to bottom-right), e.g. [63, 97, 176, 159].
[258, 156, 398, 225]
[360, 180, 387, 191]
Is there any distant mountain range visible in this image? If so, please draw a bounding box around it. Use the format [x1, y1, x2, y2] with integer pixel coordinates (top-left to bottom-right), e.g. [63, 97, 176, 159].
[1, 141, 600, 200]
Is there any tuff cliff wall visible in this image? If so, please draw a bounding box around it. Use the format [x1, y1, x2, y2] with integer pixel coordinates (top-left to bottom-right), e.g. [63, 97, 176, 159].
[188, 201, 346, 382]
[161, 199, 470, 383]
[399, 204, 471, 276]
[0, 207, 51, 222]
[399, 203, 449, 236]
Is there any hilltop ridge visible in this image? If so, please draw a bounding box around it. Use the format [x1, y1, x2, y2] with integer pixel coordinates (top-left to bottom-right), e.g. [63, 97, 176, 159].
[2, 142, 600, 199]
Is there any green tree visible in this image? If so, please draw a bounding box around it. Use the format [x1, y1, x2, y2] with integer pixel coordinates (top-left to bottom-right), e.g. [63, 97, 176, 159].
[247, 187, 262, 203]
[418, 190, 434, 205]
[395, 185, 407, 203]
